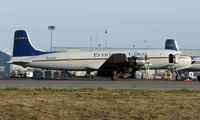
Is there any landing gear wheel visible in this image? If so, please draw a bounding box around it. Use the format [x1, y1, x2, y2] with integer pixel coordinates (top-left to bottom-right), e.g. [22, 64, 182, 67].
[111, 71, 119, 80]
[175, 71, 183, 81]
[176, 75, 182, 81]
[111, 74, 119, 80]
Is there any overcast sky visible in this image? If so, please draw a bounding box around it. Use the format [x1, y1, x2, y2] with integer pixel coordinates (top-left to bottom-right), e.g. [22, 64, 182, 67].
[1, 0, 200, 51]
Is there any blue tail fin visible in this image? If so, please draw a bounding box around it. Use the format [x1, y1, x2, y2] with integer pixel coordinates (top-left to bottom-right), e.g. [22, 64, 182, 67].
[165, 39, 179, 51]
[13, 30, 51, 57]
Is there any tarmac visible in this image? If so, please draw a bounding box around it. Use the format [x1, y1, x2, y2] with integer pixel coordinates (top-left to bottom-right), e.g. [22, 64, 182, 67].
[0, 78, 200, 90]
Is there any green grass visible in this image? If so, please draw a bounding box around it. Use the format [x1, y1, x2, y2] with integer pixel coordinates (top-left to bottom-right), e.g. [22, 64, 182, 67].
[97, 87, 107, 91]
[3, 87, 200, 93]
[4, 86, 19, 90]
[166, 88, 195, 93]
[0, 88, 199, 119]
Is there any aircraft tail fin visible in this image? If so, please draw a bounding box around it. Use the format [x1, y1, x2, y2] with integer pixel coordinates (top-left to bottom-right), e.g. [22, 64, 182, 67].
[165, 39, 180, 51]
[13, 30, 50, 57]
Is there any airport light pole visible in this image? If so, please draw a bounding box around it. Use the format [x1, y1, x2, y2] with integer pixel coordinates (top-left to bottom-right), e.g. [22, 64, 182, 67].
[48, 26, 56, 52]
[98, 44, 101, 48]
[144, 40, 147, 48]
[133, 45, 135, 49]
[90, 37, 92, 51]
[144, 40, 150, 48]
[105, 29, 107, 48]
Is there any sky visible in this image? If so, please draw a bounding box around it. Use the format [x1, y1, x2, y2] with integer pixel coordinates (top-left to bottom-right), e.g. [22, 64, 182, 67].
[1, 0, 200, 52]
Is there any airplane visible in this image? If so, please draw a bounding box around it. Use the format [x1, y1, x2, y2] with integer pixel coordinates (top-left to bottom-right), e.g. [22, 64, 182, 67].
[165, 39, 200, 71]
[8, 30, 194, 80]
[165, 39, 200, 80]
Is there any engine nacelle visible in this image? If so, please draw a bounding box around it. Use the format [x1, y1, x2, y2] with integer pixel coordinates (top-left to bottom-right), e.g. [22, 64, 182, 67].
[128, 56, 147, 66]
[169, 54, 193, 70]
[136, 57, 146, 66]
[169, 54, 179, 64]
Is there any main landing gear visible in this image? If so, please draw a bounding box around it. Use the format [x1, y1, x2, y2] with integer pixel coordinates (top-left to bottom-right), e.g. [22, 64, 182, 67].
[111, 71, 120, 80]
[175, 71, 183, 81]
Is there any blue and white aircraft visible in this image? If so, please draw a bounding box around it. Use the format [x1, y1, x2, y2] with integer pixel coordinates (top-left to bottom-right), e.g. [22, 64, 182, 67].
[9, 30, 193, 80]
[165, 39, 200, 77]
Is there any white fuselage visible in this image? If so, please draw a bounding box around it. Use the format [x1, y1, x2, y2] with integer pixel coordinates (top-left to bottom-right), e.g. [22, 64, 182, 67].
[9, 49, 192, 71]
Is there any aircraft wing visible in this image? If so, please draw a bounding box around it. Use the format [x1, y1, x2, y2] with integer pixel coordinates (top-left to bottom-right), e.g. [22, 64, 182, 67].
[7, 57, 31, 67]
[87, 53, 128, 70]
[86, 62, 104, 70]
[176, 65, 193, 70]
[86, 53, 129, 71]
[99, 53, 129, 70]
